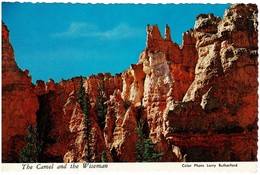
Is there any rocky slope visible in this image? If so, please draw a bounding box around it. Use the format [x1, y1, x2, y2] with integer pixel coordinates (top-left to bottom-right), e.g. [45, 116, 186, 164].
[2, 4, 258, 162]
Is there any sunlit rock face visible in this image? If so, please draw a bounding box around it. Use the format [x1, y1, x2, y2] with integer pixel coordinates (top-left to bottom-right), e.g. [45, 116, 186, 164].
[164, 4, 258, 161]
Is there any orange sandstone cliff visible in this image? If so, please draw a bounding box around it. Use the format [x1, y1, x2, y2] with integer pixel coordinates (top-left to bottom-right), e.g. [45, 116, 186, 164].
[2, 4, 258, 162]
[2, 23, 39, 162]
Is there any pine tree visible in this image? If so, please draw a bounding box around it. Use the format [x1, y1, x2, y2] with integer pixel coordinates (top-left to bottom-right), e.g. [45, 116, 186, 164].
[95, 82, 107, 130]
[83, 101, 92, 162]
[136, 120, 163, 162]
[77, 76, 91, 116]
[19, 124, 42, 163]
[77, 76, 92, 162]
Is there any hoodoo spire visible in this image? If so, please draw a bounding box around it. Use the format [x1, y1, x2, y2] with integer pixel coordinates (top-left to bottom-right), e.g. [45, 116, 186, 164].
[164, 24, 172, 41]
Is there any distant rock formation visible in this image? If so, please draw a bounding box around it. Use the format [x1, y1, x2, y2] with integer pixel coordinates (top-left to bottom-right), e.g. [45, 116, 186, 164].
[2, 4, 258, 162]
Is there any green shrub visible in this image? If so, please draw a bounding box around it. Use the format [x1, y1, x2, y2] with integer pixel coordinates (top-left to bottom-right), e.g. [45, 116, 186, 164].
[101, 150, 108, 162]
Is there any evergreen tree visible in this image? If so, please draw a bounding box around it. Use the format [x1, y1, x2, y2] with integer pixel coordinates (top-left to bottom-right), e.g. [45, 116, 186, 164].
[77, 76, 91, 113]
[101, 150, 108, 162]
[143, 139, 163, 162]
[83, 102, 92, 162]
[19, 124, 42, 163]
[136, 120, 146, 161]
[77, 76, 92, 162]
[136, 120, 163, 162]
[95, 82, 107, 130]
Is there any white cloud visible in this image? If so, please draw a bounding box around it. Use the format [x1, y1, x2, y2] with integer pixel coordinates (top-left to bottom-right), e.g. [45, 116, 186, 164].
[53, 22, 98, 38]
[53, 22, 143, 40]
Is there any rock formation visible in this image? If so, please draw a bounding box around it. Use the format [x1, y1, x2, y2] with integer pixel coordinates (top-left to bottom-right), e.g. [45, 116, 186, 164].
[2, 22, 39, 162]
[1, 4, 258, 162]
[164, 4, 258, 161]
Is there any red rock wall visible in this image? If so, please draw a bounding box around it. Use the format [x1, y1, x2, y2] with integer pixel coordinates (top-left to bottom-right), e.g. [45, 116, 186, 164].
[2, 22, 39, 162]
[34, 75, 121, 162]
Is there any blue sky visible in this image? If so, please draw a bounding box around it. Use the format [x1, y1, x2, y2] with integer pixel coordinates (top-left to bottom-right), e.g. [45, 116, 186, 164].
[2, 3, 230, 83]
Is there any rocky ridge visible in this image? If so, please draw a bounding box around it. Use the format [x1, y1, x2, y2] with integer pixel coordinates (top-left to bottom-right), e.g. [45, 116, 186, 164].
[2, 4, 258, 162]
[2, 23, 39, 162]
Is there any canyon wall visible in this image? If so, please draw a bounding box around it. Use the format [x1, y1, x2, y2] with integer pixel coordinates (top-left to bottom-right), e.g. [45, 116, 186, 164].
[2, 4, 258, 162]
[2, 23, 39, 162]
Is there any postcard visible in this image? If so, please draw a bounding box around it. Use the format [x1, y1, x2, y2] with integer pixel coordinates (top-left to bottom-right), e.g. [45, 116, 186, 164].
[1, 0, 259, 174]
